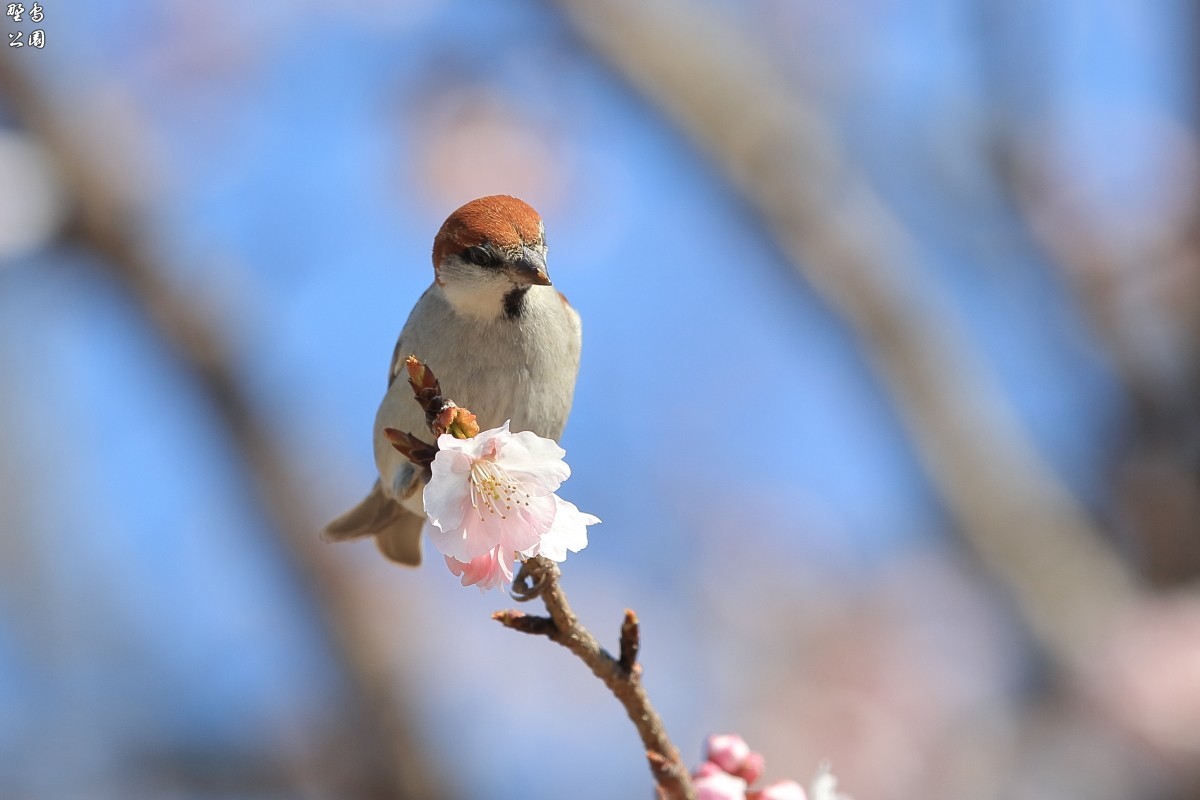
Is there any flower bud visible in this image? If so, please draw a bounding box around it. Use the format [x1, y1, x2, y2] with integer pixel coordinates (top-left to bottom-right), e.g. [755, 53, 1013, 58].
[404, 355, 438, 393]
[736, 751, 766, 785]
[694, 762, 748, 800]
[435, 404, 480, 439]
[383, 427, 437, 467]
[705, 733, 752, 775]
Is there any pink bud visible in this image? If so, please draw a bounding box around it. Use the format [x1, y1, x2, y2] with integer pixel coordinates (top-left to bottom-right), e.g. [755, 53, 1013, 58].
[749, 781, 806, 800]
[736, 750, 766, 784]
[694, 762, 749, 800]
[705, 733, 752, 774]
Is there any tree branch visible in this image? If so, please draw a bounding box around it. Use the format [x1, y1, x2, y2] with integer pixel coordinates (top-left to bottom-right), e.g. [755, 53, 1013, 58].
[971, 0, 1200, 588]
[546, 0, 1141, 671]
[0, 54, 449, 800]
[496, 557, 696, 800]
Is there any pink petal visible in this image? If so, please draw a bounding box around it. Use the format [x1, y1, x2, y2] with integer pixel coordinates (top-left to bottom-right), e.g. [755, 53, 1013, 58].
[444, 548, 514, 591]
[452, 492, 552, 559]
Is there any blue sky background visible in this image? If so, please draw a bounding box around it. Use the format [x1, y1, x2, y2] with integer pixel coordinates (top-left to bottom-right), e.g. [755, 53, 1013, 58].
[0, 2, 1193, 799]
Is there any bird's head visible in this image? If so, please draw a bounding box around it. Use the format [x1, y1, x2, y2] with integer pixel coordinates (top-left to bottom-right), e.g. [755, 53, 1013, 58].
[431, 195, 551, 319]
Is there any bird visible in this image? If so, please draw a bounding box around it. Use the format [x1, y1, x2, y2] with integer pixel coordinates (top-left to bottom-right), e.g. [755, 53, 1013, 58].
[325, 195, 583, 565]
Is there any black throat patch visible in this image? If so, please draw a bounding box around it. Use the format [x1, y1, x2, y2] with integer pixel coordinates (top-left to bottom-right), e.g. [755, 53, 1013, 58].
[503, 286, 530, 320]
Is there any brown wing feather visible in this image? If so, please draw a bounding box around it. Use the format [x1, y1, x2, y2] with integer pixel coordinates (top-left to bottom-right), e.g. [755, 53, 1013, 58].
[324, 481, 425, 566]
[324, 481, 402, 540]
[374, 512, 425, 566]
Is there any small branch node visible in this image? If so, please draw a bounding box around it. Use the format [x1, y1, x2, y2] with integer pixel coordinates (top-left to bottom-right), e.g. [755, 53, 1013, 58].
[619, 608, 641, 672]
[492, 610, 556, 636]
[647, 751, 692, 800]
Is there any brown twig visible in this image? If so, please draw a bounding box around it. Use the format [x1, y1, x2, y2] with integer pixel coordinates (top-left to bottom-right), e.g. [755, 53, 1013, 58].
[383, 428, 438, 469]
[496, 557, 696, 800]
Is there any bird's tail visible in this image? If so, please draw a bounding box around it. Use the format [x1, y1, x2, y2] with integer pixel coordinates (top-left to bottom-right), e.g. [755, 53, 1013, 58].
[324, 480, 425, 566]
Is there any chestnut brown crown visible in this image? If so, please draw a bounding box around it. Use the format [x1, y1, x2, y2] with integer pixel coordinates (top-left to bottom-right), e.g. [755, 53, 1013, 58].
[432, 195, 545, 272]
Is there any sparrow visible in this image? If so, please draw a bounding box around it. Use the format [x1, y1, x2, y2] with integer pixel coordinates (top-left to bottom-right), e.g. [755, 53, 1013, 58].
[325, 195, 583, 565]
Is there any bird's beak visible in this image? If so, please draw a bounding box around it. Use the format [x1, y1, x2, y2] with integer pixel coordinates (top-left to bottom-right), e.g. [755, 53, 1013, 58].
[509, 246, 552, 286]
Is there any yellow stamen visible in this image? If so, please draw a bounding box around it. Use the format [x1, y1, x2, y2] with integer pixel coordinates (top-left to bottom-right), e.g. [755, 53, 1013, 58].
[469, 459, 530, 521]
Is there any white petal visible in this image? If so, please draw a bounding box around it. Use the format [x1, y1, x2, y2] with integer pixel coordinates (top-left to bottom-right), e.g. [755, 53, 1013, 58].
[463, 421, 510, 454]
[423, 449, 472, 535]
[534, 497, 599, 562]
[809, 764, 848, 800]
[435, 431, 478, 458]
[496, 429, 570, 494]
[426, 518, 470, 562]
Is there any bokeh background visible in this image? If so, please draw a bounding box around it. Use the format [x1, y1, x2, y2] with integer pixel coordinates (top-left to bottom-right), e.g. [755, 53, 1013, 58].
[1, 1, 1198, 798]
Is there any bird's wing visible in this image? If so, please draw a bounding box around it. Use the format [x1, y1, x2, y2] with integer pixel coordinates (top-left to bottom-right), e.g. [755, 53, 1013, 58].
[324, 480, 404, 540]
[387, 328, 409, 387]
[324, 480, 426, 566]
[374, 511, 425, 566]
[387, 285, 438, 387]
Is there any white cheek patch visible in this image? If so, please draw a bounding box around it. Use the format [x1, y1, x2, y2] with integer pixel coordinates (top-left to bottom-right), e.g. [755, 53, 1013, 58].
[439, 256, 517, 320]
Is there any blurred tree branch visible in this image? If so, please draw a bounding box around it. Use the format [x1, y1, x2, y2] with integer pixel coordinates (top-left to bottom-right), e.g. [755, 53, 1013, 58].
[0, 55, 450, 800]
[547, 0, 1141, 670]
[973, 0, 1200, 588]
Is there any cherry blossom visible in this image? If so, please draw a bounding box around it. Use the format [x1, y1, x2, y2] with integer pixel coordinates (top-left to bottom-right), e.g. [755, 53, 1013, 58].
[423, 421, 599, 588]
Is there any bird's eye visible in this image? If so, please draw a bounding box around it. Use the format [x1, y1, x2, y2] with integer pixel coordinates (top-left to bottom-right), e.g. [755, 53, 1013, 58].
[462, 246, 496, 267]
